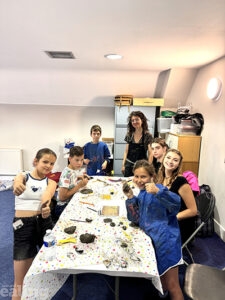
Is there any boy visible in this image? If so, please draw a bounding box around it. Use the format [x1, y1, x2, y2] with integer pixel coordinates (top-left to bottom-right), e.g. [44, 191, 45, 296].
[83, 125, 111, 176]
[55, 146, 89, 218]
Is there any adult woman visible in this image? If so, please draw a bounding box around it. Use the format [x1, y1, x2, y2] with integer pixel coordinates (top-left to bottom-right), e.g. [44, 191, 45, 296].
[157, 149, 198, 243]
[122, 111, 153, 177]
[151, 137, 169, 173]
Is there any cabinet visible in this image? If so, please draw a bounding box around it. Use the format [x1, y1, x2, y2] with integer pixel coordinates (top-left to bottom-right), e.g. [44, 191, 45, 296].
[165, 133, 202, 175]
[113, 106, 159, 176]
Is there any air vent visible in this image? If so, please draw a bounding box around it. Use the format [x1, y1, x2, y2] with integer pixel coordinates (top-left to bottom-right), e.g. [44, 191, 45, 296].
[45, 51, 75, 59]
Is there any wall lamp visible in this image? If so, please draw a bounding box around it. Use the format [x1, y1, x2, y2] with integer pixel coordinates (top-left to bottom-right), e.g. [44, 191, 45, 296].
[207, 77, 222, 101]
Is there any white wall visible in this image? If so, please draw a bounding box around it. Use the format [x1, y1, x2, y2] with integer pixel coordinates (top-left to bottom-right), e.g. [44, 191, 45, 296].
[187, 56, 225, 240]
[0, 105, 114, 172]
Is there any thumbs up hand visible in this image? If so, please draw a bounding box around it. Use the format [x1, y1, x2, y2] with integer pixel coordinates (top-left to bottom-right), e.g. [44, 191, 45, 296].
[145, 177, 159, 194]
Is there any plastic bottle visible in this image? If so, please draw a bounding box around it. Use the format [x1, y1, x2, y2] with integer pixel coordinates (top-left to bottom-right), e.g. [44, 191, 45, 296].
[43, 229, 56, 261]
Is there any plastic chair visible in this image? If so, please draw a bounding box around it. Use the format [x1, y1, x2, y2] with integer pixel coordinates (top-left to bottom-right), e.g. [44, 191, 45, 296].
[184, 263, 225, 300]
[182, 192, 215, 264]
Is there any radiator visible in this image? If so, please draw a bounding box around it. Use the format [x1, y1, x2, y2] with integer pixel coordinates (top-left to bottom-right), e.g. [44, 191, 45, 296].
[0, 148, 23, 175]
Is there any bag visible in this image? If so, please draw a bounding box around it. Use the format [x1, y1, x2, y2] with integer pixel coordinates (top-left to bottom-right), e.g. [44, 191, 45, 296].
[173, 112, 204, 135]
[195, 184, 215, 237]
[183, 170, 200, 196]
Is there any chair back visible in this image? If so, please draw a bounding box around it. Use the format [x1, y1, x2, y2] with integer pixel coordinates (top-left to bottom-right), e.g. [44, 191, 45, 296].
[195, 192, 215, 223]
[184, 263, 225, 300]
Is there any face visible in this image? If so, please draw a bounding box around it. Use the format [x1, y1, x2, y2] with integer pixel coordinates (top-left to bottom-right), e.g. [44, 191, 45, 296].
[131, 116, 142, 129]
[133, 167, 152, 190]
[163, 151, 181, 172]
[69, 155, 84, 170]
[151, 143, 166, 160]
[34, 154, 56, 175]
[91, 130, 101, 143]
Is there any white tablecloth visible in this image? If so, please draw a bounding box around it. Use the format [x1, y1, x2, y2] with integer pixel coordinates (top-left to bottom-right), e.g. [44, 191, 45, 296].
[21, 176, 162, 299]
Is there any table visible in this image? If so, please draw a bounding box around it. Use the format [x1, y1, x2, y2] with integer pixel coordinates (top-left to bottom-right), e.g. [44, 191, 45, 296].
[21, 176, 162, 300]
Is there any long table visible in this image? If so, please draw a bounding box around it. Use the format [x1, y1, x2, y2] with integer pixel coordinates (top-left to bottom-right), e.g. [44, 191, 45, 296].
[21, 176, 162, 299]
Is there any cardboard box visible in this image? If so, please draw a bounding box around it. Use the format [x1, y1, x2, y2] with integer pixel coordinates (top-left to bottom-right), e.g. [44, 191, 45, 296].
[133, 97, 164, 106]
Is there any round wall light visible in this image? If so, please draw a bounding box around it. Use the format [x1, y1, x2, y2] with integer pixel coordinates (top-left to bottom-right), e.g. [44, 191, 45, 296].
[207, 77, 222, 101]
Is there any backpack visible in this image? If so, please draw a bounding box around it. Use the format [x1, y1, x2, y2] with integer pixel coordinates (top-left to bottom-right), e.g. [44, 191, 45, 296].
[195, 184, 215, 237]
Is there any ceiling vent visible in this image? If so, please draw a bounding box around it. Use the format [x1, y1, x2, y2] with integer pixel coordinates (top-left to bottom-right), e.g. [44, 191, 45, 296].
[45, 51, 75, 59]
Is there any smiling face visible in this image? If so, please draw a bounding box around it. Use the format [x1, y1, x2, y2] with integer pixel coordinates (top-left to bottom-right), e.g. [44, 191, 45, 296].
[34, 154, 56, 176]
[131, 115, 143, 130]
[163, 150, 181, 172]
[133, 167, 152, 190]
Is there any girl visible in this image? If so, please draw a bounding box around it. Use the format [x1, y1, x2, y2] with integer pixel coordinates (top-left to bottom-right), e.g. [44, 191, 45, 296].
[12, 148, 57, 300]
[157, 149, 197, 243]
[151, 137, 169, 173]
[122, 111, 153, 177]
[123, 160, 184, 300]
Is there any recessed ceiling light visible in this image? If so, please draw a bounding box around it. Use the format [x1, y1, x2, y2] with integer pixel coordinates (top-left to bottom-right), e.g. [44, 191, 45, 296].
[45, 51, 75, 59]
[104, 54, 123, 60]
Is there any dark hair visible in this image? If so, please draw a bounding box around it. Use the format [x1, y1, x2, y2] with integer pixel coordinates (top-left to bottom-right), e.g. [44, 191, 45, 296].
[90, 125, 102, 134]
[127, 111, 149, 136]
[151, 137, 169, 150]
[133, 159, 157, 182]
[35, 148, 57, 161]
[69, 146, 84, 157]
[157, 149, 183, 185]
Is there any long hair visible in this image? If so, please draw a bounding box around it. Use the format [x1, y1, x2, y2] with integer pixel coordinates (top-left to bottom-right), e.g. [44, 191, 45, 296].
[157, 149, 183, 185]
[127, 111, 149, 136]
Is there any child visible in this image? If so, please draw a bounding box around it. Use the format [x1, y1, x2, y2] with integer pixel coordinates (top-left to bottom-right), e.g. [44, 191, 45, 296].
[151, 137, 169, 173]
[55, 146, 89, 218]
[83, 124, 111, 176]
[12, 148, 57, 300]
[123, 159, 184, 300]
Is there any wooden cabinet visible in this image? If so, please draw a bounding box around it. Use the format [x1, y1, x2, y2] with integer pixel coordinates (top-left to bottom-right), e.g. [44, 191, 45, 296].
[165, 133, 201, 175]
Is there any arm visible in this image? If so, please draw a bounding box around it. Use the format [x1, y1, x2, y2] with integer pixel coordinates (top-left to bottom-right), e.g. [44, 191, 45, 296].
[122, 182, 139, 224]
[121, 144, 129, 174]
[146, 181, 181, 215]
[13, 173, 26, 196]
[41, 179, 57, 219]
[176, 183, 198, 220]
[101, 143, 111, 170]
[147, 144, 153, 163]
[58, 176, 89, 201]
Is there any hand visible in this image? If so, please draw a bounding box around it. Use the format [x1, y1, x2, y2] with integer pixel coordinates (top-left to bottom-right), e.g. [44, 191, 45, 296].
[41, 201, 51, 219]
[145, 178, 159, 194]
[121, 166, 125, 175]
[13, 182, 26, 196]
[101, 161, 107, 170]
[122, 182, 133, 199]
[77, 176, 89, 188]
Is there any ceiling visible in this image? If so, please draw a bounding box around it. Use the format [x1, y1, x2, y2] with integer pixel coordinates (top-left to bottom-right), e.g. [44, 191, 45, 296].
[1, 0, 225, 72]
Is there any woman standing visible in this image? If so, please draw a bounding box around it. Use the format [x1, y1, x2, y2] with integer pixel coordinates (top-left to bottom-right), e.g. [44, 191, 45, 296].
[122, 111, 153, 177]
[157, 149, 198, 243]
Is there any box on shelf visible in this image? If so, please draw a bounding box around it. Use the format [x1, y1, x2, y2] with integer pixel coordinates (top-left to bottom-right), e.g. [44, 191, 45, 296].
[157, 117, 173, 133]
[114, 95, 133, 106]
[133, 97, 164, 106]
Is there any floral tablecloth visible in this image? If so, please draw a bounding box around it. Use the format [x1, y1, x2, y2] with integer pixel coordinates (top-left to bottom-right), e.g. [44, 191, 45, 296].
[22, 176, 162, 299]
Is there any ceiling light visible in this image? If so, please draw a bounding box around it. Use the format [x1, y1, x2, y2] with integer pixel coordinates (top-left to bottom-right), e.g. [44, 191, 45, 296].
[207, 77, 222, 101]
[45, 51, 75, 59]
[104, 54, 123, 60]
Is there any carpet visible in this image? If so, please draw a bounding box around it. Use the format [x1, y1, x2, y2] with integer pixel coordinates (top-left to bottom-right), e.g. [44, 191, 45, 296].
[1, 189, 225, 300]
